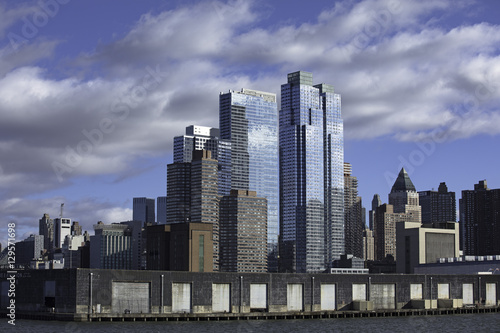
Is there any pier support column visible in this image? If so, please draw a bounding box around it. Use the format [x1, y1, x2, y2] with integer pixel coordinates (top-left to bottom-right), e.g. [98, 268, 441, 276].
[89, 272, 93, 314]
[160, 274, 164, 313]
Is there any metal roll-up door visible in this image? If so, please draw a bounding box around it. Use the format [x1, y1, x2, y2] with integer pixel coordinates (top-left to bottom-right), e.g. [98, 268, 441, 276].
[212, 283, 230, 312]
[352, 284, 366, 301]
[410, 284, 422, 299]
[112, 282, 150, 314]
[320, 284, 336, 310]
[371, 284, 395, 310]
[438, 283, 449, 299]
[462, 283, 474, 305]
[250, 284, 267, 310]
[287, 284, 303, 311]
[486, 283, 497, 306]
[172, 283, 191, 313]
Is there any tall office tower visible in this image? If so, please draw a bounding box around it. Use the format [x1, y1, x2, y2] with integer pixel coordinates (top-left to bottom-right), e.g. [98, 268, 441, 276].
[374, 204, 397, 261]
[166, 150, 221, 270]
[388, 168, 421, 223]
[39, 213, 54, 252]
[71, 221, 82, 236]
[344, 163, 363, 258]
[374, 168, 421, 261]
[419, 182, 456, 224]
[173, 125, 231, 196]
[157, 196, 167, 224]
[166, 162, 191, 223]
[369, 194, 381, 230]
[460, 180, 500, 255]
[279, 71, 344, 273]
[190, 150, 220, 271]
[133, 197, 155, 224]
[219, 88, 279, 272]
[53, 217, 71, 249]
[219, 190, 268, 273]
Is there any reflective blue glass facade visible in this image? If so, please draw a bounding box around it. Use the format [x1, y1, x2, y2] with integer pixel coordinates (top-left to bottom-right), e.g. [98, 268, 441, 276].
[279, 71, 344, 273]
[219, 89, 279, 272]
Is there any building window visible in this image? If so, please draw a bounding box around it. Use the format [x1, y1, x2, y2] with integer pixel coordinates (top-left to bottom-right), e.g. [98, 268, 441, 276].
[199, 234, 205, 272]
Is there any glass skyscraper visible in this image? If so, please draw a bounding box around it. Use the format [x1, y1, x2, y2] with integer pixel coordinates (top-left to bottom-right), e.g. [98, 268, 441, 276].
[279, 71, 344, 273]
[219, 89, 279, 272]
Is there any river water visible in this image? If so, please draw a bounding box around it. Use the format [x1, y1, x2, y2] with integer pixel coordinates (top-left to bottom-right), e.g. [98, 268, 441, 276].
[2, 313, 500, 332]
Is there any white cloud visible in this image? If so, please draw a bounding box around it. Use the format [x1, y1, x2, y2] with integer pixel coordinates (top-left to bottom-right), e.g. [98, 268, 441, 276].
[0, 0, 499, 232]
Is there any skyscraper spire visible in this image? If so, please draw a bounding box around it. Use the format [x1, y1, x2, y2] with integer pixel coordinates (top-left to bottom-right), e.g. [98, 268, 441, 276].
[391, 168, 416, 192]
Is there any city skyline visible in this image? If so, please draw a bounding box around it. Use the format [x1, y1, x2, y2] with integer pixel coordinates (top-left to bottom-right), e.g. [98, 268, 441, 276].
[1, 0, 500, 247]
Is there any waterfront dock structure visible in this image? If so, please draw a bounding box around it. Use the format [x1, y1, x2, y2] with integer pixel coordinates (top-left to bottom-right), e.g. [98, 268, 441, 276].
[1, 269, 499, 322]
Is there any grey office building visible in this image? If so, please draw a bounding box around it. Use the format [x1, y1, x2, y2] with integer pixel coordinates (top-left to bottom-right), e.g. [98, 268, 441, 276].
[133, 197, 155, 224]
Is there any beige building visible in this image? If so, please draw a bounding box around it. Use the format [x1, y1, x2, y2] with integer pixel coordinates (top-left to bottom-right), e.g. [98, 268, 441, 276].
[190, 150, 220, 271]
[362, 228, 374, 261]
[396, 221, 460, 273]
[374, 204, 398, 260]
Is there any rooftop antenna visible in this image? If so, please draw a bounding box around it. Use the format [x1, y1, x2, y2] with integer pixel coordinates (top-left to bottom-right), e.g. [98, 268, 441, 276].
[60, 203, 64, 220]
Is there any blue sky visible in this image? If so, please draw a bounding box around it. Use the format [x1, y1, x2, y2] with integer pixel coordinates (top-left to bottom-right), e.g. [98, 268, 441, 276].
[1, 0, 500, 246]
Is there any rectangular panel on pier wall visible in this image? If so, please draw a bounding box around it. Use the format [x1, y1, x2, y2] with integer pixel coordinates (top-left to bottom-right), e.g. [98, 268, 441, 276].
[212, 283, 230, 313]
[371, 284, 395, 310]
[112, 282, 150, 314]
[352, 284, 366, 301]
[287, 284, 303, 311]
[172, 283, 191, 313]
[321, 284, 336, 310]
[463, 283, 473, 305]
[410, 284, 422, 300]
[486, 283, 497, 306]
[438, 284, 449, 299]
[250, 284, 267, 310]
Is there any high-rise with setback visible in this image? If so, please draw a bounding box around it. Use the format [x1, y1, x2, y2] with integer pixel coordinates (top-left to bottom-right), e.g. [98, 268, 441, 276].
[279, 71, 344, 273]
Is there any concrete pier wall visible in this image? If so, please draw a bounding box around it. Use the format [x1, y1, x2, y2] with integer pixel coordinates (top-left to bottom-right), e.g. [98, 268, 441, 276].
[1, 269, 499, 316]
